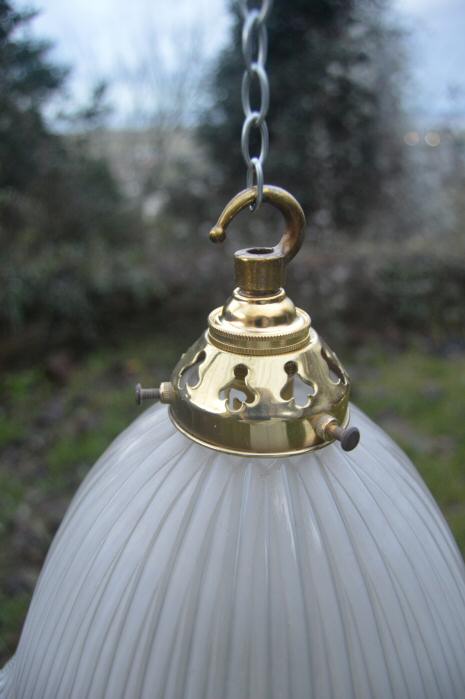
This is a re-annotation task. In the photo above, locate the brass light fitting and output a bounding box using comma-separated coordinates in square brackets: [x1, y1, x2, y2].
[137, 185, 360, 456]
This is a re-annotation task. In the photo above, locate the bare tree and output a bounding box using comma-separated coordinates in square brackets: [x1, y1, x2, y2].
[109, 3, 217, 205]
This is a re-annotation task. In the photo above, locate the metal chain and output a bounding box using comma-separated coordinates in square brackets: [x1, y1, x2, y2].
[240, 0, 273, 210]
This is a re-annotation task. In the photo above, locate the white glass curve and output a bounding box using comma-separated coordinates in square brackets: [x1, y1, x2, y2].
[1, 404, 465, 699]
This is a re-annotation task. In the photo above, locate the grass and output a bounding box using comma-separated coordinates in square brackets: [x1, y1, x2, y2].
[351, 347, 465, 552]
[0, 338, 464, 664]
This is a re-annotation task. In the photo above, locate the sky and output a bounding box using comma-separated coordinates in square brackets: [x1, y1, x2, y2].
[17, 0, 465, 127]
[393, 0, 465, 124]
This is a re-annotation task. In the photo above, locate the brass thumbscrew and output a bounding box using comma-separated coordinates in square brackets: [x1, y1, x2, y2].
[325, 422, 360, 452]
[135, 382, 175, 406]
[313, 414, 360, 452]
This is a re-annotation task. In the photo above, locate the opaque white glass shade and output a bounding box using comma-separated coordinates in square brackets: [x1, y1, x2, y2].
[1, 404, 465, 699]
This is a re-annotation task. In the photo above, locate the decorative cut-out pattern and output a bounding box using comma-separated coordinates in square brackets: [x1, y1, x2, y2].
[321, 346, 346, 385]
[179, 351, 206, 390]
[220, 364, 256, 411]
[280, 361, 315, 408]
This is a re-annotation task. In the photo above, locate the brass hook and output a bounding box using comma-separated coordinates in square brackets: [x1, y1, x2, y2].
[210, 185, 305, 262]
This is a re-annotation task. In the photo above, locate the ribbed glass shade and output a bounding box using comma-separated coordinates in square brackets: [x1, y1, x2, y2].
[2, 404, 465, 699]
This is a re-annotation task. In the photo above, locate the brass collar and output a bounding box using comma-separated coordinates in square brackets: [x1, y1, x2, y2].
[208, 288, 310, 355]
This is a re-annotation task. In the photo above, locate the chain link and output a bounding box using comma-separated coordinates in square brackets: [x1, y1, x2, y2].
[240, 0, 273, 210]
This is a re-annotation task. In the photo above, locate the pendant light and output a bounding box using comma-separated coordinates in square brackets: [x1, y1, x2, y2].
[2, 2, 465, 699]
[3, 185, 465, 699]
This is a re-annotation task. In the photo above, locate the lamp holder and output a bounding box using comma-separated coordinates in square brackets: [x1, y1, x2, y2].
[137, 185, 360, 456]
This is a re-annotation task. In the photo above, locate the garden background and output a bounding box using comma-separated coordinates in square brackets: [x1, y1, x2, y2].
[1, 0, 465, 663]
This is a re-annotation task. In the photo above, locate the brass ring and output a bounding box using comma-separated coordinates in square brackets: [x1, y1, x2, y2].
[209, 185, 305, 263]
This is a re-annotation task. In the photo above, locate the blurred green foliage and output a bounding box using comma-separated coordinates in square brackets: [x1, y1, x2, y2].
[0, 1, 149, 342]
[0, 0, 463, 357]
[290, 239, 465, 348]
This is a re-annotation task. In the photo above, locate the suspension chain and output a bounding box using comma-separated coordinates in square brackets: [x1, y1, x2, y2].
[240, 0, 273, 210]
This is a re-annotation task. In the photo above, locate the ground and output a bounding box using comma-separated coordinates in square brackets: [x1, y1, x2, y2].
[1, 336, 465, 664]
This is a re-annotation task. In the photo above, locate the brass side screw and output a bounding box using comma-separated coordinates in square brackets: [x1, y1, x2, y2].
[325, 422, 360, 452]
[135, 384, 160, 405]
[135, 382, 175, 406]
[313, 414, 360, 452]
